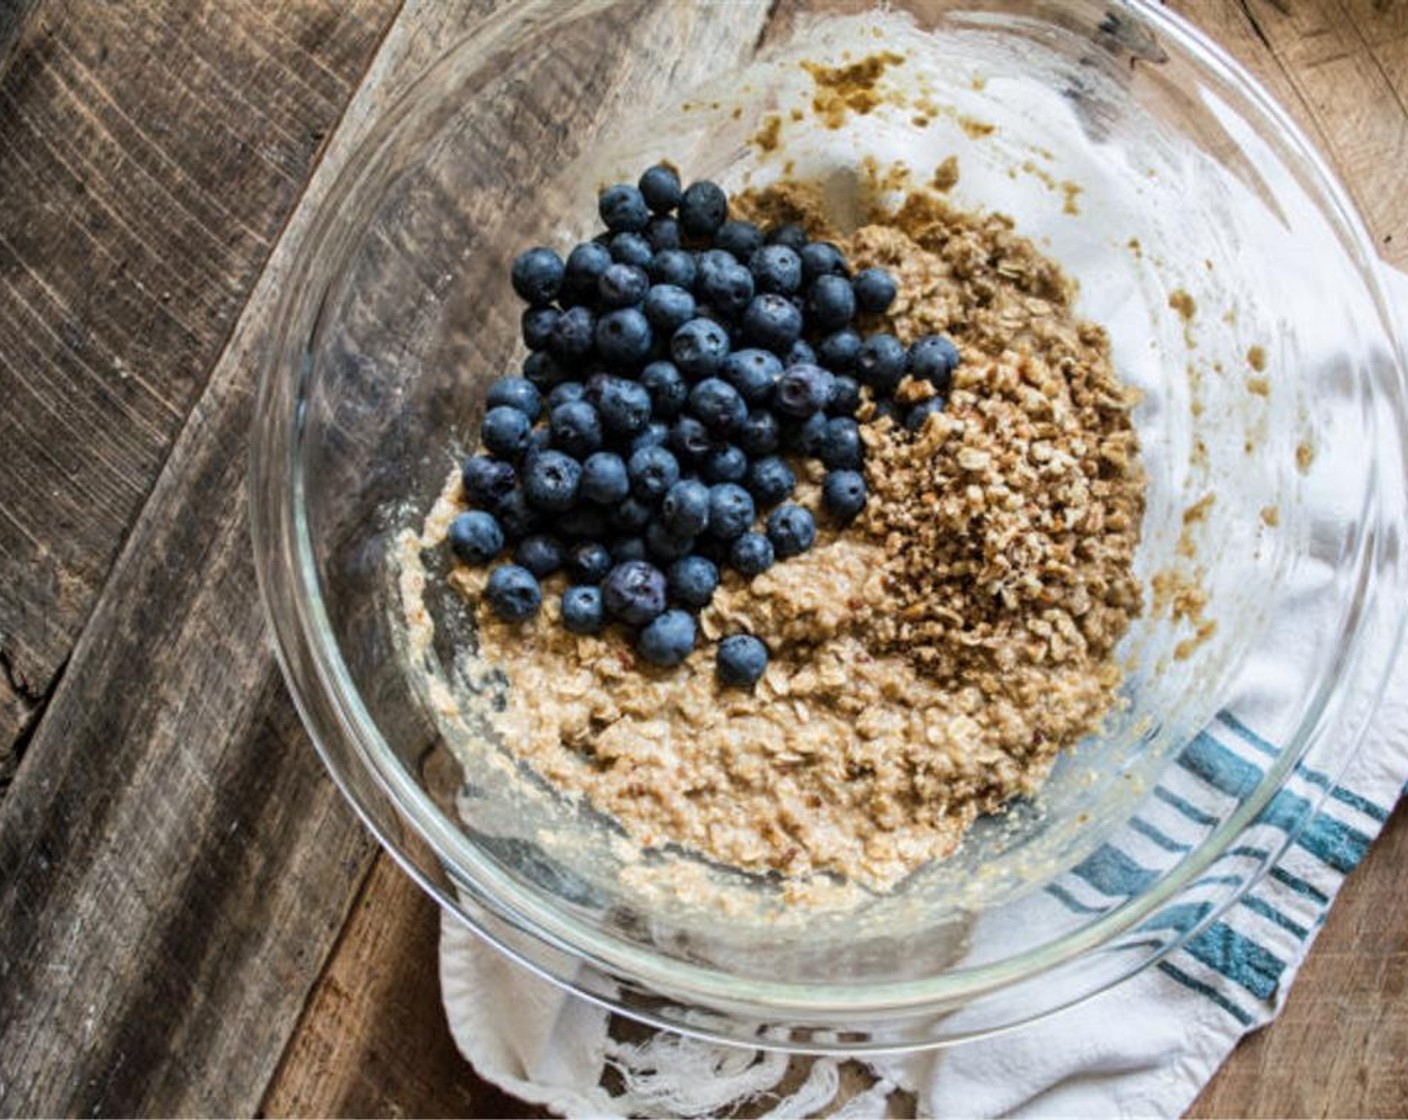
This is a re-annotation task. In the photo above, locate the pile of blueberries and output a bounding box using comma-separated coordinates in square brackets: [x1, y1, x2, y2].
[449, 164, 959, 687]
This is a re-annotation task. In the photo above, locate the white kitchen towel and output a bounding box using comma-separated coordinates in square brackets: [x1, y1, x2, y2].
[439, 267, 1408, 1118]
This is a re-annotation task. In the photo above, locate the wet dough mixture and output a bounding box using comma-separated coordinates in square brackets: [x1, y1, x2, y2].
[420, 182, 1144, 892]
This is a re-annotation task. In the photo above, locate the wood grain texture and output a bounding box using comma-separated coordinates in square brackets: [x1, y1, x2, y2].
[0, 0, 395, 784]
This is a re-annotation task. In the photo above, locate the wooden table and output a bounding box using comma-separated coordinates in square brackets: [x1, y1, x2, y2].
[1, 2, 1404, 1115]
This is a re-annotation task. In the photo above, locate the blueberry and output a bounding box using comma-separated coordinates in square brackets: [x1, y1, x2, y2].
[671, 318, 731, 379]
[819, 416, 863, 469]
[871, 397, 905, 427]
[765, 223, 808, 251]
[493, 488, 539, 540]
[906, 397, 946, 432]
[729, 532, 774, 577]
[799, 240, 849, 282]
[745, 455, 796, 507]
[822, 469, 868, 521]
[631, 420, 671, 454]
[688, 377, 746, 435]
[640, 360, 689, 419]
[696, 259, 754, 319]
[485, 563, 542, 621]
[550, 399, 603, 458]
[579, 450, 631, 504]
[628, 444, 681, 502]
[513, 533, 564, 577]
[448, 510, 504, 566]
[783, 410, 830, 457]
[637, 609, 697, 667]
[783, 338, 817, 368]
[648, 248, 697, 290]
[707, 483, 755, 540]
[645, 215, 681, 252]
[703, 443, 749, 484]
[481, 405, 532, 459]
[522, 307, 559, 352]
[766, 503, 816, 558]
[807, 273, 857, 331]
[667, 555, 719, 608]
[853, 267, 898, 314]
[547, 380, 586, 411]
[599, 184, 650, 232]
[717, 633, 768, 687]
[563, 241, 613, 304]
[596, 377, 652, 436]
[856, 333, 907, 395]
[660, 479, 711, 537]
[740, 294, 803, 353]
[645, 520, 694, 563]
[522, 350, 565, 390]
[668, 415, 715, 466]
[714, 220, 763, 261]
[721, 349, 781, 406]
[679, 180, 729, 238]
[608, 231, 654, 268]
[827, 374, 862, 416]
[595, 308, 653, 367]
[523, 450, 582, 512]
[817, 328, 862, 372]
[548, 305, 596, 364]
[748, 244, 803, 295]
[611, 536, 648, 563]
[598, 262, 649, 308]
[561, 585, 605, 634]
[486, 376, 543, 421]
[556, 504, 608, 539]
[774, 363, 835, 418]
[510, 247, 564, 306]
[643, 284, 696, 334]
[603, 559, 668, 625]
[638, 164, 683, 213]
[462, 454, 516, 508]
[567, 541, 613, 584]
[735, 409, 781, 456]
[907, 335, 961, 393]
[610, 495, 654, 534]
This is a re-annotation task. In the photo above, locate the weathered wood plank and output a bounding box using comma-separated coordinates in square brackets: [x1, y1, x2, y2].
[0, 0, 397, 785]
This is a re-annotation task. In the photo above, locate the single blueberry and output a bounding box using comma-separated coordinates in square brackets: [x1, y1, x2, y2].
[631, 420, 671, 454]
[855, 333, 907, 395]
[645, 521, 694, 563]
[481, 405, 532, 459]
[522, 450, 582, 512]
[799, 240, 849, 283]
[567, 541, 613, 585]
[687, 377, 746, 435]
[679, 180, 729, 238]
[548, 305, 596, 365]
[598, 262, 650, 308]
[522, 350, 565, 390]
[561, 585, 605, 634]
[748, 244, 803, 295]
[819, 416, 863, 469]
[639, 360, 689, 419]
[448, 510, 504, 566]
[714, 220, 763, 261]
[707, 483, 755, 541]
[852, 267, 898, 314]
[492, 488, 539, 540]
[735, 409, 781, 456]
[513, 533, 564, 577]
[745, 455, 796, 507]
[671, 318, 731, 379]
[783, 338, 817, 367]
[667, 554, 719, 608]
[645, 215, 681, 252]
[611, 536, 648, 563]
[638, 164, 683, 213]
[609, 495, 654, 533]
[764, 223, 808, 251]
[486, 376, 543, 422]
[637, 609, 697, 667]
[608, 231, 653, 269]
[668, 415, 715, 466]
[510, 247, 564, 306]
[648, 248, 697, 290]
[816, 328, 862, 372]
[906, 397, 946, 432]
[485, 563, 542, 621]
[740, 293, 803, 353]
[703, 444, 749, 485]
[599, 184, 650, 232]
[522, 306, 559, 352]
[783, 410, 830, 457]
[822, 469, 868, 521]
[660, 479, 711, 537]
[696, 259, 754, 319]
[562, 241, 612, 304]
[806, 273, 857, 331]
[596, 377, 653, 436]
[907, 334, 961, 394]
[722, 348, 782, 405]
[827, 374, 862, 417]
[728, 532, 774, 577]
[462, 454, 516, 508]
[546, 380, 586, 411]
[774, 363, 836, 418]
[643, 284, 697, 334]
[556, 503, 608, 539]
[579, 450, 631, 505]
[550, 399, 603, 458]
[766, 503, 817, 558]
[717, 634, 768, 687]
[627, 444, 681, 502]
[602, 559, 668, 626]
[595, 307, 653, 367]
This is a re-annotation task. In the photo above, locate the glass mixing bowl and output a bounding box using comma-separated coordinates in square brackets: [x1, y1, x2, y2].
[251, 0, 1407, 1050]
